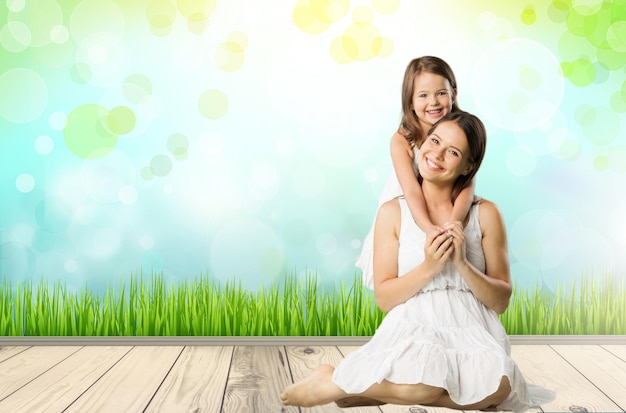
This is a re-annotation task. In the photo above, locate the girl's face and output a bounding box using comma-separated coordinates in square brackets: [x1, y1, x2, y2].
[418, 120, 472, 184]
[410, 72, 456, 133]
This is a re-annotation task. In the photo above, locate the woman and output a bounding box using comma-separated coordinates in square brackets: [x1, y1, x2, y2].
[280, 111, 555, 411]
[357, 56, 475, 291]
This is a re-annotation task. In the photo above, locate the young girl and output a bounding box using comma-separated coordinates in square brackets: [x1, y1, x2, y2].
[357, 56, 475, 289]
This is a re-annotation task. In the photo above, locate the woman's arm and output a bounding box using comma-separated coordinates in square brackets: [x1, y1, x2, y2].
[373, 198, 453, 312]
[390, 132, 437, 233]
[444, 200, 512, 314]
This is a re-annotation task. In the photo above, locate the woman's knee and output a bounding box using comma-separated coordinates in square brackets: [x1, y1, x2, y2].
[488, 376, 512, 406]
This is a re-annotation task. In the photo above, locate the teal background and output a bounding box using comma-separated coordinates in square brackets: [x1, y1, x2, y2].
[1, 0, 625, 296]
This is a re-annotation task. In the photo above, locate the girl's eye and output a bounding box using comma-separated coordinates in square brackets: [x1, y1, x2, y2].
[449, 150, 459, 157]
[431, 137, 439, 144]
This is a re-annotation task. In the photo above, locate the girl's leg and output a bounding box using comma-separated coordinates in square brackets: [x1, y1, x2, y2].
[280, 364, 446, 408]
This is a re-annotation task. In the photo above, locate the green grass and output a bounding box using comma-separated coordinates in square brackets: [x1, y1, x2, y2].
[1, 272, 625, 336]
[0, 272, 384, 336]
[501, 273, 626, 335]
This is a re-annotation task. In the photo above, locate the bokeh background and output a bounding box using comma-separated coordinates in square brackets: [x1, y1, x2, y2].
[1, 0, 625, 297]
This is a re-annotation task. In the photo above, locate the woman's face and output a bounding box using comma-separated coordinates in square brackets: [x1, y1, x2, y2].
[418, 120, 472, 184]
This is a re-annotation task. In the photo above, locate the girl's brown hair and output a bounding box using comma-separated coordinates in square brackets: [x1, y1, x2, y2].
[400, 56, 460, 148]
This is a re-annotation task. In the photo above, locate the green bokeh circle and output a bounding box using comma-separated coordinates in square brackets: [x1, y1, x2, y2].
[198, 89, 229, 120]
[593, 155, 610, 171]
[63, 104, 118, 159]
[108, 106, 136, 135]
[562, 58, 596, 86]
[521, 7, 537, 25]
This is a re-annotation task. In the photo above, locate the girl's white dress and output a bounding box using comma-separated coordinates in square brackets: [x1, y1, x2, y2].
[334, 198, 556, 411]
[357, 157, 417, 290]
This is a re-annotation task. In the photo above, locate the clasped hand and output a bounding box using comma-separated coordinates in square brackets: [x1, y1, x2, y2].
[424, 221, 466, 273]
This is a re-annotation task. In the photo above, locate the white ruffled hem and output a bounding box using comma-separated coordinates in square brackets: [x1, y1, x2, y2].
[331, 290, 555, 411]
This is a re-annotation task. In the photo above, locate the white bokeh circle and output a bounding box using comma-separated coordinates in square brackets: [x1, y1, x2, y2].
[292, 165, 325, 199]
[0, 68, 48, 123]
[118, 185, 138, 204]
[16, 173, 35, 193]
[472, 38, 564, 131]
[509, 209, 615, 291]
[316, 233, 338, 255]
[77, 227, 122, 259]
[35, 135, 54, 155]
[249, 161, 279, 202]
[510, 210, 574, 271]
[514, 110, 569, 156]
[75, 32, 130, 86]
[505, 146, 537, 176]
[209, 218, 285, 287]
[80, 150, 136, 203]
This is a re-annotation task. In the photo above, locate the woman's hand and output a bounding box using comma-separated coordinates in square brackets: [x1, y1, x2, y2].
[442, 221, 467, 269]
[423, 228, 454, 274]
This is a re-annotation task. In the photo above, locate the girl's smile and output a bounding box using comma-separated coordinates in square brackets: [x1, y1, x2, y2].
[411, 72, 455, 129]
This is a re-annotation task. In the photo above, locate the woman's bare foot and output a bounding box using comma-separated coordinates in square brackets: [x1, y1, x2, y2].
[335, 396, 386, 408]
[280, 365, 345, 407]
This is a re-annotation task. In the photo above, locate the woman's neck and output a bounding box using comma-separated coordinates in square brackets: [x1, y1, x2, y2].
[421, 181, 454, 225]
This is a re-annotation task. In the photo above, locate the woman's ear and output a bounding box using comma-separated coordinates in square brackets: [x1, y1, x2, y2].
[462, 163, 474, 176]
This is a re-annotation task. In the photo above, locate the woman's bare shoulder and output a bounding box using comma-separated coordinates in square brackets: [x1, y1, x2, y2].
[379, 197, 401, 216]
[377, 197, 402, 229]
[477, 198, 506, 232]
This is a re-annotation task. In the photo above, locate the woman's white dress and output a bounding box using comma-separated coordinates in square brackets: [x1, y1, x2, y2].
[334, 198, 555, 411]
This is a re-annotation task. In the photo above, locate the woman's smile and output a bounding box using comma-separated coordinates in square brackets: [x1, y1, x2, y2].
[424, 156, 444, 171]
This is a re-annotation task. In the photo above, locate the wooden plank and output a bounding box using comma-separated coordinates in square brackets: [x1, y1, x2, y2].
[64, 346, 183, 413]
[0, 346, 82, 401]
[551, 345, 626, 410]
[337, 346, 458, 413]
[511, 344, 622, 412]
[221, 346, 298, 413]
[0, 346, 132, 413]
[144, 346, 234, 413]
[285, 345, 382, 412]
[0, 346, 30, 363]
[602, 344, 626, 362]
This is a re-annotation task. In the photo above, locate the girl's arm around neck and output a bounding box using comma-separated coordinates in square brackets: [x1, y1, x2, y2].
[390, 132, 437, 233]
[450, 177, 476, 224]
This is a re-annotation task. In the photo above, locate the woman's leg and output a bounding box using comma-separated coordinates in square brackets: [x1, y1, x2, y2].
[427, 376, 512, 411]
[335, 396, 386, 408]
[280, 364, 445, 408]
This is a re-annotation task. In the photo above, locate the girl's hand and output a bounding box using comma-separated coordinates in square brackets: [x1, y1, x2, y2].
[424, 228, 454, 274]
[442, 221, 466, 268]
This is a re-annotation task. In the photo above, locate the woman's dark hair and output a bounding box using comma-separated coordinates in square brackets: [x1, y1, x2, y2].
[400, 56, 460, 148]
[419, 111, 487, 204]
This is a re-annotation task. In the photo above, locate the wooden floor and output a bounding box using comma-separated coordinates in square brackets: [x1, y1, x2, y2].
[0, 344, 625, 413]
